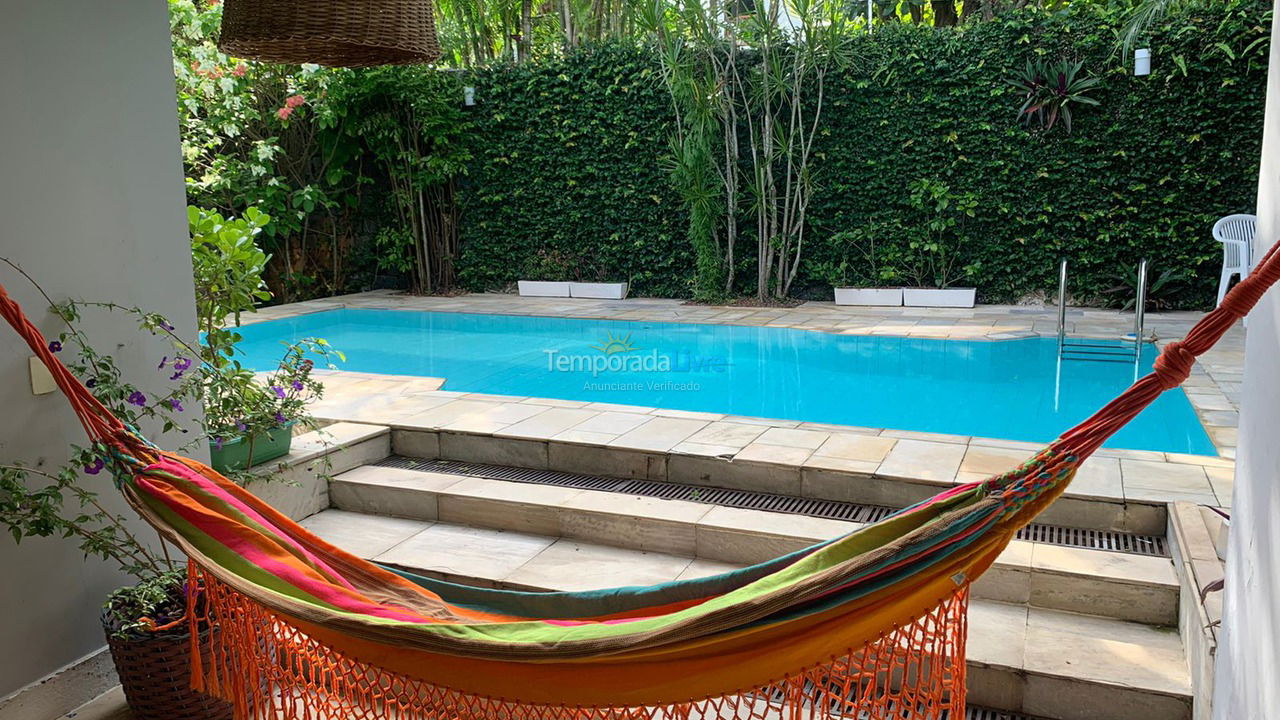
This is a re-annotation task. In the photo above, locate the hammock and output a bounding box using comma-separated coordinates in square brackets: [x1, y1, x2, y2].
[1, 240, 1272, 720]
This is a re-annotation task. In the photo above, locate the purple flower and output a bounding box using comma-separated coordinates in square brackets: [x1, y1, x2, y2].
[86, 378, 97, 388]
[236, 420, 248, 432]
[173, 357, 192, 372]
[274, 412, 288, 425]
[271, 385, 286, 399]
[213, 437, 224, 450]
[157, 356, 168, 369]
[127, 391, 147, 407]
[170, 371, 183, 381]
[169, 398, 184, 412]
[84, 457, 105, 475]
[160, 320, 175, 332]
[48, 341, 62, 353]
[291, 380, 304, 391]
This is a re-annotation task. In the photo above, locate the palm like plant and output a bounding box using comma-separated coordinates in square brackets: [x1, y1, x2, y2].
[1007, 59, 1101, 134]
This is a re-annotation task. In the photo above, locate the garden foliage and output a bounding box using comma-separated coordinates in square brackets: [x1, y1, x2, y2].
[170, 0, 1269, 307]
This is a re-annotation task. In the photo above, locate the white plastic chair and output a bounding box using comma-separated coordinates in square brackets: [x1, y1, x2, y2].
[1212, 213, 1257, 307]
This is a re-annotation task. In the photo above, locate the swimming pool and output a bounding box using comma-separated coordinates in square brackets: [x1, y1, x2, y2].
[237, 308, 1216, 455]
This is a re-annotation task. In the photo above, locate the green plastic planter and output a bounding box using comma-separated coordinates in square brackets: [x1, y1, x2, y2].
[209, 423, 294, 473]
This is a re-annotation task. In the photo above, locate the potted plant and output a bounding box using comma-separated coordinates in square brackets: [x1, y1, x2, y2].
[825, 223, 904, 306]
[188, 207, 341, 471]
[0, 249, 336, 718]
[517, 248, 628, 299]
[901, 178, 980, 308]
[0, 296, 228, 720]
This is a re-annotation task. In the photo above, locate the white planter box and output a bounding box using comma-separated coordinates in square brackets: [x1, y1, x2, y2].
[902, 287, 977, 308]
[569, 282, 629, 299]
[517, 280, 571, 297]
[834, 287, 903, 307]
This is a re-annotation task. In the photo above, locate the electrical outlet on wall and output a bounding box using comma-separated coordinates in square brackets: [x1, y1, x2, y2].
[29, 356, 55, 395]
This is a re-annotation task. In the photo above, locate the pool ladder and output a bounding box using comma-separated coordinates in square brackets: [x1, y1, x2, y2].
[1056, 258, 1148, 364]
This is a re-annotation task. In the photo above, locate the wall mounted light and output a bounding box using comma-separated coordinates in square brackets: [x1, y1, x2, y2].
[464, 86, 476, 106]
[1134, 48, 1151, 76]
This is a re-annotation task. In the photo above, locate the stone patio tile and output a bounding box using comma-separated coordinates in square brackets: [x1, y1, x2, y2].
[734, 442, 815, 466]
[754, 426, 830, 450]
[609, 417, 709, 452]
[803, 455, 880, 475]
[1023, 607, 1187, 695]
[435, 476, 581, 535]
[329, 466, 464, 520]
[876, 439, 965, 482]
[1205, 466, 1234, 507]
[813, 434, 896, 463]
[519, 396, 592, 408]
[583, 401, 656, 413]
[651, 408, 726, 421]
[504, 539, 692, 592]
[459, 392, 529, 402]
[959, 446, 1028, 476]
[496, 408, 599, 439]
[880, 428, 971, 445]
[1121, 459, 1212, 494]
[439, 401, 550, 433]
[670, 441, 743, 457]
[1163, 452, 1234, 468]
[375, 524, 555, 582]
[300, 509, 432, 559]
[569, 411, 653, 435]
[553, 429, 621, 446]
[398, 399, 505, 429]
[966, 600, 1028, 670]
[722, 415, 802, 428]
[1066, 456, 1123, 499]
[684, 421, 767, 448]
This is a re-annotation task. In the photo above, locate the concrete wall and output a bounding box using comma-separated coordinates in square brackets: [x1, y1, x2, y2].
[0, 0, 198, 709]
[1213, 1, 1280, 716]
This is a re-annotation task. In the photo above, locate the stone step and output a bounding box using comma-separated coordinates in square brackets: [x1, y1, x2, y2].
[330, 465, 1179, 626]
[387, 425, 1178, 535]
[298, 508, 1193, 720]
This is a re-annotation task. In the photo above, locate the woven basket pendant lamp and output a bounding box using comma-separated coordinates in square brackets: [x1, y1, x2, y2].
[218, 0, 442, 68]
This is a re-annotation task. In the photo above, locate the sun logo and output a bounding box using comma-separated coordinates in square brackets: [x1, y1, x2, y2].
[591, 332, 639, 355]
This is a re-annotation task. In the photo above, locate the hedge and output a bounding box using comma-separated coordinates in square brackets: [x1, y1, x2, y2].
[456, 1, 1271, 307]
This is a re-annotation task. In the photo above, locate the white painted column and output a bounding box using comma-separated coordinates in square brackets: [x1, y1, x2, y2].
[1212, 0, 1280, 715]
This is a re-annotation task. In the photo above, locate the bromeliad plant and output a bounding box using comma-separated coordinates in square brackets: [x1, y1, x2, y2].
[1006, 58, 1101, 134]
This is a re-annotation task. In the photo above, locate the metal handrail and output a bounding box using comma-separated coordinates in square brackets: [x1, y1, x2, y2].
[1134, 258, 1148, 344]
[1057, 257, 1146, 364]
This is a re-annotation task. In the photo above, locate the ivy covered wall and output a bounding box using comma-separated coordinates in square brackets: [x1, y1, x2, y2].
[458, 44, 692, 297]
[457, 1, 1271, 306]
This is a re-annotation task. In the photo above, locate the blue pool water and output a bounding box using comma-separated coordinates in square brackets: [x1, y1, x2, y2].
[237, 308, 1216, 455]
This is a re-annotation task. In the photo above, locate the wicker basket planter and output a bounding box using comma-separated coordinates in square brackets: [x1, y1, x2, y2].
[103, 612, 231, 720]
[219, 0, 442, 67]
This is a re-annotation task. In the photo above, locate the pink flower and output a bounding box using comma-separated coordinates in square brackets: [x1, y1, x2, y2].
[231, 63, 247, 77]
[277, 106, 294, 121]
[285, 94, 306, 108]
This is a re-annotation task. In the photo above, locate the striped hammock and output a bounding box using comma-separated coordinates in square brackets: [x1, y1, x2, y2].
[1, 240, 1272, 720]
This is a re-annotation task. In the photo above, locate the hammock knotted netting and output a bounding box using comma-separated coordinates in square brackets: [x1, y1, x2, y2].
[1, 237, 1274, 720]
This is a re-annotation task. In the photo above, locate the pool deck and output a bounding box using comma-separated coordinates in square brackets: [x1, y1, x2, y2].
[250, 290, 1244, 510]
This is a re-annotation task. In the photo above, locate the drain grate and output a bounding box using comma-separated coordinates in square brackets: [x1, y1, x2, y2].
[375, 457, 1168, 558]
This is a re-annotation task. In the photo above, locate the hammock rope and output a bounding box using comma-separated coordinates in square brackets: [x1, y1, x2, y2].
[0, 236, 1273, 719]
